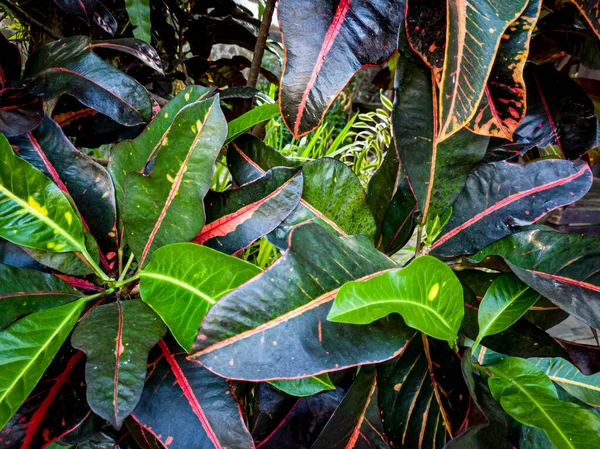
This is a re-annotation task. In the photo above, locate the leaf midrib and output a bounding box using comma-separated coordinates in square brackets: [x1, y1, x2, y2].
[478, 286, 533, 340]
[140, 272, 216, 305]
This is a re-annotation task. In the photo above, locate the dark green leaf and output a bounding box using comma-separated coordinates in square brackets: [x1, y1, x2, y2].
[125, 0, 152, 43]
[572, 0, 600, 40]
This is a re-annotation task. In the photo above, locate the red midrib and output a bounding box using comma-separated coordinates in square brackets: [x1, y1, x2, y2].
[526, 269, 600, 293]
[293, 0, 352, 136]
[0, 291, 79, 299]
[533, 72, 564, 157]
[430, 164, 590, 249]
[113, 301, 124, 427]
[158, 340, 222, 449]
[345, 379, 377, 449]
[193, 174, 299, 244]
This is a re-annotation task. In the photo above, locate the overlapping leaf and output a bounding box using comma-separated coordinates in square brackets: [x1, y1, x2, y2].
[125, 0, 152, 43]
[572, 0, 600, 40]
[225, 103, 280, 143]
[270, 374, 336, 397]
[278, 0, 404, 137]
[71, 300, 166, 429]
[190, 222, 414, 381]
[124, 95, 227, 266]
[87, 39, 163, 75]
[0, 89, 43, 138]
[429, 160, 592, 256]
[139, 243, 261, 352]
[52, 0, 97, 24]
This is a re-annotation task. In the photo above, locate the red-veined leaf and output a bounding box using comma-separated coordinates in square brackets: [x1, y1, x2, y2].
[189, 222, 415, 382]
[87, 38, 163, 75]
[572, 0, 600, 40]
[0, 88, 43, 137]
[92, 2, 117, 35]
[52, 0, 97, 24]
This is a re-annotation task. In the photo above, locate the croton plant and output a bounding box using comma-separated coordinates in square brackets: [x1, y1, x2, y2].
[3, 0, 600, 448]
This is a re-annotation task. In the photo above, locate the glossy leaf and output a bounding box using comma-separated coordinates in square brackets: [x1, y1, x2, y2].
[0, 300, 86, 430]
[88, 39, 163, 74]
[0, 88, 43, 138]
[438, 0, 528, 141]
[429, 160, 593, 257]
[125, 0, 152, 43]
[194, 167, 303, 254]
[513, 63, 598, 160]
[92, 2, 117, 35]
[572, 0, 600, 40]
[393, 29, 489, 225]
[467, 0, 542, 139]
[487, 357, 600, 449]
[328, 255, 464, 343]
[270, 374, 336, 397]
[124, 96, 227, 266]
[475, 273, 540, 346]
[132, 340, 254, 449]
[139, 243, 261, 352]
[10, 115, 117, 250]
[190, 222, 415, 381]
[25, 36, 152, 126]
[52, 0, 97, 24]
[380, 178, 418, 255]
[0, 264, 81, 330]
[71, 301, 166, 429]
[278, 0, 404, 137]
[225, 103, 280, 143]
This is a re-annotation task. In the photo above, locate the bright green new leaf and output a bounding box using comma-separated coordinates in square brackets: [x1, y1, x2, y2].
[0, 299, 86, 429]
[139, 243, 261, 351]
[328, 255, 464, 343]
[487, 357, 600, 449]
[475, 273, 540, 347]
[269, 374, 336, 397]
[125, 0, 152, 43]
[225, 103, 280, 144]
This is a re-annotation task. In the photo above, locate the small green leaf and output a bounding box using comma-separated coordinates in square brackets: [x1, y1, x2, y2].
[269, 374, 336, 397]
[475, 273, 540, 347]
[225, 103, 280, 144]
[125, 0, 152, 43]
[487, 357, 600, 449]
[0, 300, 86, 429]
[328, 255, 464, 343]
[139, 243, 261, 351]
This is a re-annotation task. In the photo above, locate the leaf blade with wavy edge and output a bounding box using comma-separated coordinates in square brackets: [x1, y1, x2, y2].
[438, 0, 528, 141]
[225, 103, 280, 144]
[131, 340, 255, 449]
[194, 167, 303, 255]
[0, 264, 82, 330]
[328, 256, 463, 343]
[139, 243, 261, 352]
[475, 272, 540, 347]
[124, 95, 227, 266]
[71, 301, 166, 429]
[278, 0, 404, 138]
[269, 374, 336, 397]
[189, 222, 415, 381]
[0, 299, 86, 430]
[429, 160, 593, 257]
[25, 36, 152, 126]
[125, 0, 151, 43]
[529, 357, 600, 408]
[472, 229, 600, 330]
[487, 357, 600, 449]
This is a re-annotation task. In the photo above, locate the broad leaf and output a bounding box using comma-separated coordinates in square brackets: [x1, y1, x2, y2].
[88, 38, 163, 74]
[472, 229, 600, 329]
[0, 300, 86, 430]
[52, 0, 97, 24]
[0, 88, 43, 138]
[378, 335, 470, 448]
[487, 357, 600, 449]
[194, 167, 303, 254]
[10, 115, 117, 250]
[189, 222, 414, 381]
[139, 243, 261, 352]
[394, 27, 489, 225]
[429, 160, 592, 257]
[572, 0, 600, 40]
[513, 63, 598, 160]
[125, 0, 152, 43]
[328, 255, 464, 343]
[132, 340, 254, 449]
[124, 95, 227, 266]
[92, 2, 117, 35]
[270, 374, 335, 397]
[380, 178, 418, 255]
[71, 301, 166, 429]
[475, 273, 540, 346]
[25, 36, 152, 126]
[225, 103, 280, 143]
[467, 0, 542, 139]
[0, 264, 82, 330]
[438, 0, 528, 141]
[278, 0, 404, 137]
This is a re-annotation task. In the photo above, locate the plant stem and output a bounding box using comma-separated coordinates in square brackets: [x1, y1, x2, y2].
[0, 0, 63, 40]
[415, 224, 424, 256]
[83, 288, 116, 304]
[118, 253, 135, 283]
[81, 247, 112, 282]
[246, 0, 277, 95]
[113, 273, 140, 290]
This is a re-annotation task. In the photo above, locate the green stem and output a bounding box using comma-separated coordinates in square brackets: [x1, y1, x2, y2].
[118, 253, 135, 283]
[113, 273, 140, 290]
[83, 288, 116, 304]
[415, 224, 424, 256]
[80, 247, 112, 282]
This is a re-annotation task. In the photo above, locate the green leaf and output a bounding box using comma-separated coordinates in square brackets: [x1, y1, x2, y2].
[225, 103, 280, 144]
[71, 300, 166, 429]
[125, 0, 152, 43]
[0, 300, 86, 429]
[269, 374, 336, 397]
[139, 243, 261, 351]
[328, 255, 464, 343]
[487, 357, 600, 449]
[530, 357, 600, 408]
[0, 264, 82, 330]
[124, 96, 227, 266]
[475, 273, 540, 347]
